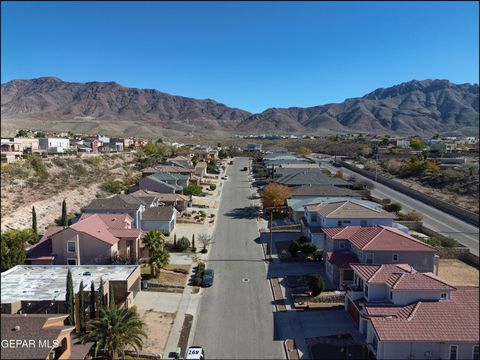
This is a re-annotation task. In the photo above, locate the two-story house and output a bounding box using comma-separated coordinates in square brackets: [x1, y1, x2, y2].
[322, 225, 438, 288]
[344, 263, 478, 360]
[83, 194, 149, 228]
[26, 214, 143, 265]
[301, 200, 396, 250]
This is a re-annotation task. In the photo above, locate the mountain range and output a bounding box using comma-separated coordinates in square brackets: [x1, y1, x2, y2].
[1, 77, 478, 136]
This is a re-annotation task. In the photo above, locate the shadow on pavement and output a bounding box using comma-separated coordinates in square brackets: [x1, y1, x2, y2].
[224, 206, 261, 219]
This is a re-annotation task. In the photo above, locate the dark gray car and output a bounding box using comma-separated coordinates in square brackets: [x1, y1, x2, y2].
[202, 269, 214, 287]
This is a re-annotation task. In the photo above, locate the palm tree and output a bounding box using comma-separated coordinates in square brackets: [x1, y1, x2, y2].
[143, 230, 169, 277]
[80, 303, 146, 359]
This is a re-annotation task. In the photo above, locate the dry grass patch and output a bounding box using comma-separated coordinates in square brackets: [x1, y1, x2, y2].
[437, 259, 479, 287]
[138, 310, 175, 357]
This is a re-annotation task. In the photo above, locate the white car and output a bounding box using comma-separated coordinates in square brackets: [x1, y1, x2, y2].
[222, 175, 229, 180]
[185, 346, 205, 359]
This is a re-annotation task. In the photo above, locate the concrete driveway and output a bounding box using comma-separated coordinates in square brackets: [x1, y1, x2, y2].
[274, 310, 362, 359]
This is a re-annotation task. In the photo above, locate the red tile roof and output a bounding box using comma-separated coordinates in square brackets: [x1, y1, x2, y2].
[79, 213, 133, 229]
[326, 251, 359, 269]
[350, 264, 455, 291]
[109, 228, 142, 239]
[367, 287, 479, 342]
[323, 226, 436, 252]
[69, 215, 121, 245]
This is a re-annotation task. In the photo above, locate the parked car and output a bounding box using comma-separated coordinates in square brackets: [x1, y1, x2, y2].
[222, 175, 229, 180]
[185, 346, 205, 359]
[202, 269, 214, 287]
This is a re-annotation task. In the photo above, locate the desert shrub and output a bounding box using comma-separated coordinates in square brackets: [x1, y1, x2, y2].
[176, 237, 190, 251]
[289, 240, 300, 257]
[381, 198, 391, 205]
[209, 214, 215, 218]
[184, 184, 203, 196]
[200, 248, 208, 254]
[101, 180, 125, 194]
[197, 262, 205, 272]
[209, 219, 214, 223]
[83, 156, 102, 168]
[384, 202, 402, 214]
[52, 157, 68, 167]
[309, 274, 325, 297]
[402, 210, 423, 222]
[1, 163, 30, 181]
[160, 230, 170, 237]
[28, 154, 49, 179]
[71, 162, 88, 175]
[209, 184, 217, 191]
[299, 242, 317, 256]
[193, 277, 203, 286]
[199, 211, 207, 218]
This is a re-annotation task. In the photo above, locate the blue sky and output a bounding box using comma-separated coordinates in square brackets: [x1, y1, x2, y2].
[1, 1, 478, 113]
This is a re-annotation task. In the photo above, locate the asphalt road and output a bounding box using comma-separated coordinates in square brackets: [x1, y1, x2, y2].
[192, 157, 285, 359]
[318, 158, 480, 256]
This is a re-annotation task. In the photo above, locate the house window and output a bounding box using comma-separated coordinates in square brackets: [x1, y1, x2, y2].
[311, 213, 318, 223]
[441, 293, 448, 300]
[339, 241, 345, 249]
[343, 220, 351, 224]
[392, 254, 399, 262]
[364, 284, 369, 298]
[449, 345, 458, 360]
[473, 345, 479, 360]
[67, 259, 77, 265]
[67, 241, 76, 252]
[337, 220, 342, 226]
[389, 291, 393, 300]
[360, 220, 368, 227]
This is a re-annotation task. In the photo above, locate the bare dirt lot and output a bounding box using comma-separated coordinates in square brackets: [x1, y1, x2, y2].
[437, 259, 479, 287]
[136, 309, 176, 357]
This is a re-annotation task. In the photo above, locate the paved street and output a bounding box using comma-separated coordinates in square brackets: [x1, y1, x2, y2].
[192, 157, 285, 359]
[318, 159, 480, 256]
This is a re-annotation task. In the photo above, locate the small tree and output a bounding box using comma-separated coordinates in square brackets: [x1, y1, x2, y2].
[260, 183, 290, 208]
[192, 234, 196, 252]
[90, 281, 96, 320]
[309, 274, 325, 297]
[32, 206, 37, 236]
[299, 242, 317, 257]
[61, 199, 68, 227]
[198, 233, 212, 252]
[183, 184, 203, 196]
[289, 240, 300, 257]
[98, 277, 105, 309]
[66, 270, 75, 326]
[143, 230, 169, 277]
[79, 281, 86, 332]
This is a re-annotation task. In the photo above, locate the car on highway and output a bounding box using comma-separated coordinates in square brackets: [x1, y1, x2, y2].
[222, 175, 229, 180]
[242, 166, 248, 171]
[202, 269, 214, 287]
[185, 346, 205, 359]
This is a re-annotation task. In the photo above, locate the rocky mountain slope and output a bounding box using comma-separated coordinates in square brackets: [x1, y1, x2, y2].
[2, 77, 478, 136]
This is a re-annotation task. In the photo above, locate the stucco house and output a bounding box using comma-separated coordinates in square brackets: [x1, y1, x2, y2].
[301, 200, 396, 249]
[322, 225, 438, 288]
[26, 214, 143, 265]
[344, 263, 478, 360]
[141, 206, 177, 233]
[131, 189, 191, 212]
[83, 194, 148, 228]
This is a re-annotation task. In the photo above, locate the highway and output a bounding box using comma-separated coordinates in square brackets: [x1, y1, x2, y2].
[192, 158, 284, 359]
[316, 157, 479, 256]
